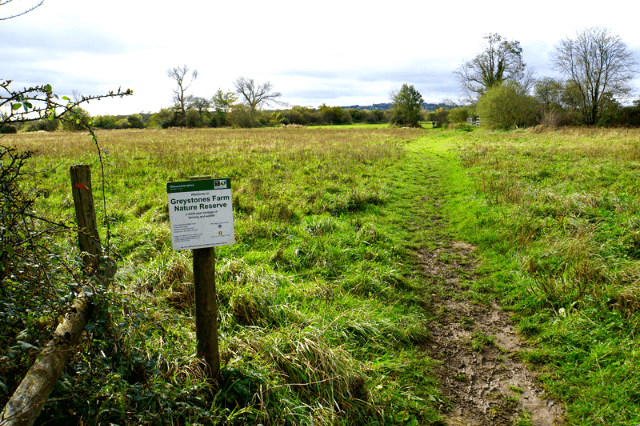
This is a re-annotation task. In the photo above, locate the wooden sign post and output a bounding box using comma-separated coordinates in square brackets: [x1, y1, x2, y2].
[166, 177, 235, 379]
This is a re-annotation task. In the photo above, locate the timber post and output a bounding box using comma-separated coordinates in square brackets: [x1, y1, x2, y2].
[70, 165, 102, 265]
[189, 176, 220, 378]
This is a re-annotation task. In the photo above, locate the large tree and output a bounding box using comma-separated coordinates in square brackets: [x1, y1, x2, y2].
[233, 77, 282, 125]
[166, 64, 198, 119]
[551, 27, 638, 125]
[390, 84, 424, 127]
[454, 33, 533, 99]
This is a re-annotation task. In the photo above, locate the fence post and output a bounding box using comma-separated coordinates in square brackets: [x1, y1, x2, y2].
[189, 176, 220, 379]
[70, 165, 102, 265]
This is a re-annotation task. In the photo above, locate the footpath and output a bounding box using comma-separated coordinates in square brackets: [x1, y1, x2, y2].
[405, 138, 565, 425]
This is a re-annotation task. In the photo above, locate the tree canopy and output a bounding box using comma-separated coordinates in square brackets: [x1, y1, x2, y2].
[551, 26, 638, 125]
[454, 33, 533, 99]
[166, 64, 198, 119]
[390, 84, 424, 127]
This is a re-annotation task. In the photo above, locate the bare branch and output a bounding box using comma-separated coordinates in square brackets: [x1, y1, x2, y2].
[166, 64, 198, 118]
[551, 26, 638, 124]
[0, 0, 44, 21]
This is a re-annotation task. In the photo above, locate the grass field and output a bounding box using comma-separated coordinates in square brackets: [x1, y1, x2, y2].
[3, 126, 640, 425]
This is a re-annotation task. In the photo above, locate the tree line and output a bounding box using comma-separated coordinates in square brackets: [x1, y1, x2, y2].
[451, 28, 639, 129]
[4, 26, 639, 134]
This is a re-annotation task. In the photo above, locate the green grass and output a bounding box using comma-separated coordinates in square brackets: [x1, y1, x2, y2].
[446, 127, 640, 425]
[5, 126, 640, 425]
[3, 127, 444, 425]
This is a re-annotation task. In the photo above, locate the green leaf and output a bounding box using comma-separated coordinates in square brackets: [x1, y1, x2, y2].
[44, 84, 52, 92]
[62, 96, 70, 101]
[12, 103, 21, 110]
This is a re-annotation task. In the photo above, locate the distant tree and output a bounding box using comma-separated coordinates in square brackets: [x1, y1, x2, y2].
[151, 108, 178, 128]
[551, 27, 638, 125]
[534, 77, 562, 106]
[455, 33, 534, 100]
[448, 107, 470, 123]
[189, 96, 210, 114]
[61, 107, 91, 131]
[166, 64, 198, 120]
[228, 104, 254, 128]
[390, 84, 424, 127]
[0, 0, 45, 20]
[477, 83, 539, 130]
[426, 107, 449, 127]
[127, 113, 144, 129]
[24, 117, 59, 132]
[93, 115, 117, 129]
[319, 105, 351, 125]
[211, 89, 237, 127]
[533, 77, 571, 127]
[186, 96, 211, 127]
[233, 77, 283, 126]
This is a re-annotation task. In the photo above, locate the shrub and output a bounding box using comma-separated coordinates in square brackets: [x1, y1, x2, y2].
[477, 83, 539, 130]
[25, 118, 60, 132]
[185, 109, 202, 128]
[127, 113, 145, 129]
[426, 107, 449, 127]
[151, 108, 178, 129]
[61, 107, 92, 131]
[319, 105, 352, 125]
[93, 115, 118, 129]
[0, 124, 18, 134]
[448, 107, 470, 123]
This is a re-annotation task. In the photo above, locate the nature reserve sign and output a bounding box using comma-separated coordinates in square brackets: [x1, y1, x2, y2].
[166, 178, 235, 250]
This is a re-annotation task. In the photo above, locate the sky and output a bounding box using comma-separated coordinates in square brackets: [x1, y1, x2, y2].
[2, 0, 640, 116]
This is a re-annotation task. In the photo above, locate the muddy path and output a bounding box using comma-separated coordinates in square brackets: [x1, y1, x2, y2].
[419, 239, 565, 425]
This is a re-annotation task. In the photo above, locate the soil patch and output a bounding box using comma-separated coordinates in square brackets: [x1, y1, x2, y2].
[420, 242, 565, 425]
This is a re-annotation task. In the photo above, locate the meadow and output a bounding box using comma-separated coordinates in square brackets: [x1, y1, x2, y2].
[2, 126, 640, 425]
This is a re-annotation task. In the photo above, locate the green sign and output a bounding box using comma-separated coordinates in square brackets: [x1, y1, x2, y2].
[166, 178, 235, 250]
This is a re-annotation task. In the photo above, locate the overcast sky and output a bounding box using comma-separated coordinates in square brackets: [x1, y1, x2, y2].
[2, 0, 640, 115]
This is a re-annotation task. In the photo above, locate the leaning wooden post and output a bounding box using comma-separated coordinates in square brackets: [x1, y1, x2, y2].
[70, 165, 102, 265]
[190, 176, 219, 378]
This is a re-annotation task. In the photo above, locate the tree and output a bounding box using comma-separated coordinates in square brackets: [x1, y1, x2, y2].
[166, 64, 198, 120]
[551, 27, 638, 125]
[233, 77, 282, 126]
[127, 113, 144, 129]
[476, 83, 539, 130]
[211, 89, 237, 126]
[454, 33, 534, 99]
[187, 96, 211, 127]
[0, 0, 45, 20]
[390, 84, 424, 127]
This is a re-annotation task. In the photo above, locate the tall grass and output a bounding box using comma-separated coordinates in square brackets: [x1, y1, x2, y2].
[450, 127, 640, 425]
[3, 126, 442, 425]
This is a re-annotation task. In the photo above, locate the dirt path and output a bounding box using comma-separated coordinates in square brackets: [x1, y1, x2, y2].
[420, 240, 565, 425]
